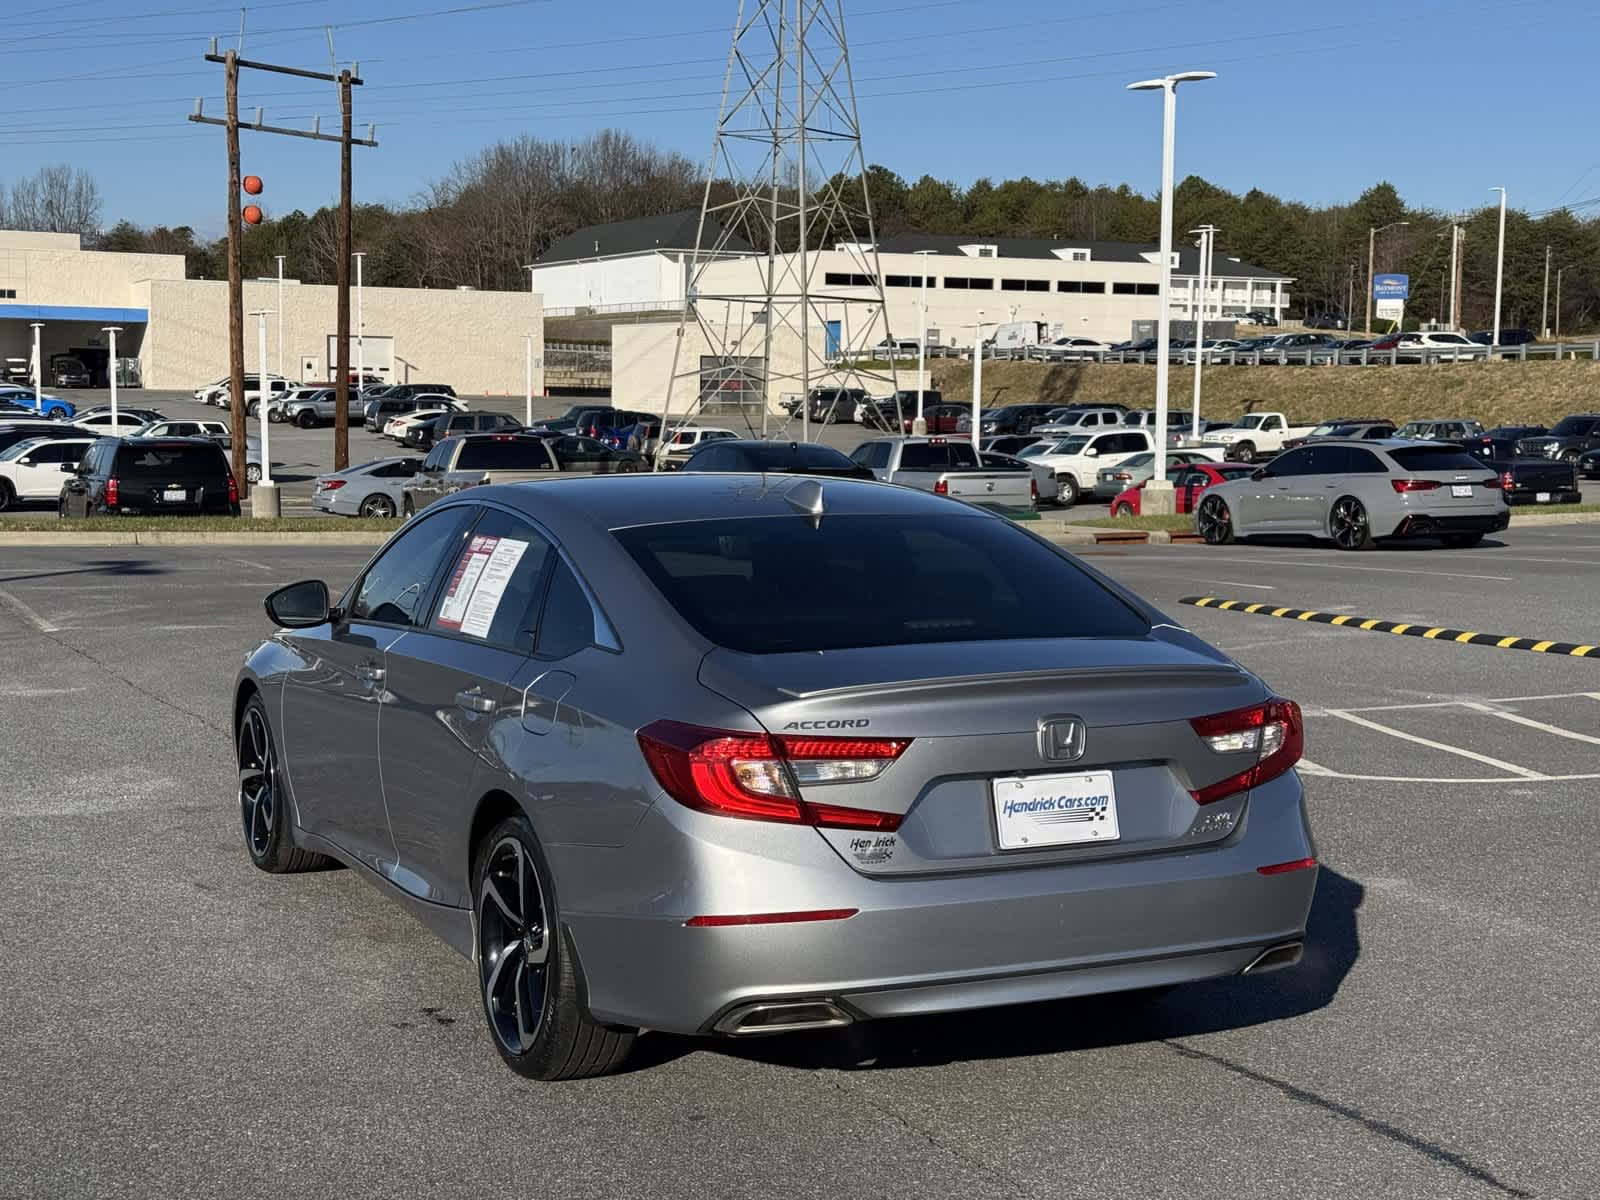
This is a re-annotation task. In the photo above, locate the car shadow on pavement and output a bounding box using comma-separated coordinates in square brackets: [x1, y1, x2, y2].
[0, 558, 169, 585]
[628, 867, 1362, 1075]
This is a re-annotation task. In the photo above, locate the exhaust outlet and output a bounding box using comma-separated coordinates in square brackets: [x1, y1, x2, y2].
[1241, 941, 1304, 975]
[714, 1000, 853, 1036]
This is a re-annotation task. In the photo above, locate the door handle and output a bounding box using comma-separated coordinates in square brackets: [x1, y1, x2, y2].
[355, 663, 385, 683]
[455, 688, 496, 714]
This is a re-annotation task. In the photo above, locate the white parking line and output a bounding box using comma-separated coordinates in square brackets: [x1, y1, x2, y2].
[1298, 757, 1600, 784]
[1456, 701, 1600, 746]
[0, 588, 58, 634]
[1329, 691, 1600, 713]
[1321, 709, 1547, 779]
[1206, 579, 1275, 590]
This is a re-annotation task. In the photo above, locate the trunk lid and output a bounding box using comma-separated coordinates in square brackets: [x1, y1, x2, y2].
[699, 636, 1269, 876]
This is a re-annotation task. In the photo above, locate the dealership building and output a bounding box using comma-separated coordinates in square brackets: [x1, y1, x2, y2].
[530, 211, 1296, 412]
[0, 229, 543, 394]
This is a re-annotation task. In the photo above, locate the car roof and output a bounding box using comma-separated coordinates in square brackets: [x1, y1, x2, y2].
[1311, 438, 1462, 450]
[466, 472, 966, 531]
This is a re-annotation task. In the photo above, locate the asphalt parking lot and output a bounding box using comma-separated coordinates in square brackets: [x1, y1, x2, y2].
[3, 526, 1597, 1198]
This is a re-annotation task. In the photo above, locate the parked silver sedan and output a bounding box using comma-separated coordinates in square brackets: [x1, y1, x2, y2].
[310, 456, 423, 519]
[1195, 439, 1509, 549]
[236, 475, 1316, 1079]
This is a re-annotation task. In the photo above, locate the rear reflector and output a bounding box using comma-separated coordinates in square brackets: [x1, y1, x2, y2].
[1257, 857, 1317, 876]
[1391, 478, 1441, 493]
[638, 720, 909, 830]
[105, 477, 119, 506]
[227, 473, 239, 504]
[685, 908, 858, 928]
[1189, 698, 1304, 805]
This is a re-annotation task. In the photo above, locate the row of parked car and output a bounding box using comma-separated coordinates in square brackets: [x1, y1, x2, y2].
[1013, 328, 1542, 365]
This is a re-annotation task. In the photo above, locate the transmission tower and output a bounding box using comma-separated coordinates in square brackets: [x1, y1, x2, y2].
[662, 0, 897, 447]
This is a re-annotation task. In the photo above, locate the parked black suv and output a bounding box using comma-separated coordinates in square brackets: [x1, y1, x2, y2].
[383, 383, 457, 401]
[979, 403, 1057, 436]
[860, 390, 943, 431]
[59, 437, 240, 518]
[1514, 414, 1600, 462]
[405, 410, 522, 450]
[805, 388, 870, 424]
[537, 405, 659, 439]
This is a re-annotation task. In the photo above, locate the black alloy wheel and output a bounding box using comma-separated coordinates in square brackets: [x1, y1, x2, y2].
[472, 815, 635, 1080]
[236, 696, 329, 873]
[1197, 494, 1234, 545]
[1329, 496, 1376, 551]
[0, 481, 14, 512]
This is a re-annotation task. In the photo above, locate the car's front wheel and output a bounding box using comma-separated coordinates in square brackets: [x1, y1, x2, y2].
[473, 816, 635, 1080]
[1561, 449, 1580, 464]
[1197, 494, 1234, 544]
[296, 411, 317, 428]
[1112, 501, 1135, 518]
[1226, 440, 1255, 462]
[237, 695, 330, 873]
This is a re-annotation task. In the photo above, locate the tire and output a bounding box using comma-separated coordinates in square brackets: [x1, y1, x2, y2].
[473, 815, 636, 1080]
[1227, 440, 1256, 463]
[402, 495, 415, 519]
[1197, 494, 1234, 545]
[1441, 532, 1484, 548]
[1055, 474, 1079, 506]
[49, 408, 67, 422]
[296, 411, 317, 428]
[615, 460, 639, 473]
[1112, 501, 1136, 518]
[0, 481, 13, 512]
[236, 695, 331, 873]
[245, 463, 262, 484]
[1561, 450, 1580, 464]
[247, 401, 259, 419]
[358, 494, 396, 519]
[1329, 496, 1376, 551]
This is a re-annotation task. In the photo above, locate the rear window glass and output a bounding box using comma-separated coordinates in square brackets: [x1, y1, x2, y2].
[1386, 447, 1488, 472]
[745, 443, 857, 469]
[116, 444, 227, 476]
[456, 439, 552, 470]
[613, 515, 1149, 654]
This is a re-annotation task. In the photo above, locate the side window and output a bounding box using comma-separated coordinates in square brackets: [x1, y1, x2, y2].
[1270, 449, 1312, 476]
[422, 444, 449, 471]
[1304, 446, 1347, 474]
[1181, 471, 1209, 488]
[351, 508, 474, 626]
[1344, 448, 1385, 473]
[430, 508, 553, 652]
[536, 559, 596, 659]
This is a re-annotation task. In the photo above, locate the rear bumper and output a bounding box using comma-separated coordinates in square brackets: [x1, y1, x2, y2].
[1390, 508, 1510, 536]
[1504, 486, 1581, 506]
[557, 772, 1316, 1035]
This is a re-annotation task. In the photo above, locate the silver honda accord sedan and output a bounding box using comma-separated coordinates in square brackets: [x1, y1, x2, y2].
[235, 474, 1317, 1079]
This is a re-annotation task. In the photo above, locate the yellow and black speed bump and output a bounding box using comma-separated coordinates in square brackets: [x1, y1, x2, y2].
[1181, 596, 1599, 660]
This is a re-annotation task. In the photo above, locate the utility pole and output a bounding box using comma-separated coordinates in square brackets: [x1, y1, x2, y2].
[1541, 244, 1552, 339]
[1346, 264, 1355, 335]
[1189, 223, 1217, 440]
[1448, 225, 1461, 330]
[1555, 267, 1563, 339]
[1490, 187, 1507, 348]
[190, 41, 377, 498]
[275, 254, 286, 381]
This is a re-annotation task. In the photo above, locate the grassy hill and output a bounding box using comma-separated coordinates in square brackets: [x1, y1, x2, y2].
[917, 359, 1600, 427]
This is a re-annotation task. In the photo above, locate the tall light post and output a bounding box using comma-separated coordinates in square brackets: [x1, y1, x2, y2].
[1541, 244, 1552, 339]
[249, 309, 279, 516]
[913, 248, 936, 434]
[1365, 220, 1410, 334]
[1489, 187, 1507, 349]
[1555, 267, 1564, 339]
[101, 327, 122, 428]
[29, 323, 43, 413]
[352, 251, 366, 389]
[274, 254, 286, 381]
[1127, 69, 1215, 502]
[968, 311, 993, 445]
[523, 333, 534, 427]
[1189, 224, 1217, 441]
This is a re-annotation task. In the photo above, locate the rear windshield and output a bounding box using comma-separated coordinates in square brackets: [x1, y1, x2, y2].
[744, 443, 857, 469]
[1386, 447, 1488, 472]
[613, 515, 1149, 654]
[899, 442, 978, 470]
[116, 444, 227, 477]
[456, 440, 552, 470]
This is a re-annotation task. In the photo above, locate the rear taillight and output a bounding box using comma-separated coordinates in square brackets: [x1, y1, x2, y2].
[227, 473, 239, 504]
[1494, 474, 1511, 490]
[1188, 699, 1304, 805]
[322, 478, 346, 491]
[637, 721, 910, 830]
[933, 479, 949, 496]
[1030, 477, 1038, 502]
[1390, 478, 1441, 493]
[105, 477, 119, 505]
[1113, 472, 1132, 480]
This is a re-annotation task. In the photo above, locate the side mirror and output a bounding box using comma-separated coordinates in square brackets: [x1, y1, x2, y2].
[1083, 447, 1099, 458]
[264, 579, 332, 629]
[1251, 468, 1269, 481]
[60, 462, 78, 474]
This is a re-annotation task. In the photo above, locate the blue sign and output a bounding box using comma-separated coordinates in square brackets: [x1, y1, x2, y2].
[1373, 274, 1410, 301]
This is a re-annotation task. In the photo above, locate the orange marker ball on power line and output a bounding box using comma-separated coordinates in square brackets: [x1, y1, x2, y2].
[243, 205, 264, 225]
[243, 175, 263, 195]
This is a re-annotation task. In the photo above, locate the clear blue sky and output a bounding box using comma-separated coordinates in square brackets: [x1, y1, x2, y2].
[3, 0, 1593, 234]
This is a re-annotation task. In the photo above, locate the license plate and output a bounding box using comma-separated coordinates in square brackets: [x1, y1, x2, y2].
[1537, 491, 1552, 502]
[992, 771, 1119, 850]
[162, 488, 186, 501]
[1451, 484, 1472, 498]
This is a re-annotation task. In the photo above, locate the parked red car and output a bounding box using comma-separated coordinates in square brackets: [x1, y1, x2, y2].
[1111, 460, 1257, 517]
[903, 404, 970, 435]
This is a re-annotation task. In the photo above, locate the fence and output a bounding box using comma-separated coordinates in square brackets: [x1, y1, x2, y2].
[997, 341, 1600, 368]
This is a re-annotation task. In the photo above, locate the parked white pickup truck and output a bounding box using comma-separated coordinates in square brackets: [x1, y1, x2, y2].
[1203, 412, 1317, 463]
[850, 436, 1036, 509]
[1022, 428, 1155, 506]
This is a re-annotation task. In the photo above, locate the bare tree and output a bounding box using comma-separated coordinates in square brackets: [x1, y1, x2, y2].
[6, 165, 102, 235]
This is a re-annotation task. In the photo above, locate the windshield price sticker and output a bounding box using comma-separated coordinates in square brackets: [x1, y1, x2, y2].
[436, 535, 529, 635]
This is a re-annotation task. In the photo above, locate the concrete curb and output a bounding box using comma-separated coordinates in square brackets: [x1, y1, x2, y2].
[0, 531, 390, 547]
[1507, 511, 1600, 526]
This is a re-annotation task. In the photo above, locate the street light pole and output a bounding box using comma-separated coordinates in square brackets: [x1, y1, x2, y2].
[1555, 267, 1563, 339]
[101, 327, 122, 427]
[1189, 224, 1217, 441]
[914, 248, 935, 434]
[1127, 69, 1215, 501]
[1448, 226, 1460, 330]
[1490, 187, 1506, 348]
[352, 251, 366, 389]
[250, 309, 279, 516]
[275, 254, 286, 381]
[1541, 244, 1551, 339]
[523, 333, 534, 428]
[29, 323, 43, 413]
[969, 311, 989, 445]
[1365, 220, 1410, 334]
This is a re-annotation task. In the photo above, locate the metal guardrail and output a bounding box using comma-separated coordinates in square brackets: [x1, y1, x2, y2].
[543, 301, 685, 318]
[987, 341, 1600, 367]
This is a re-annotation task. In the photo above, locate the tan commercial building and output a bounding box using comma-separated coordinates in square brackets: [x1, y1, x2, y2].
[0, 229, 542, 395]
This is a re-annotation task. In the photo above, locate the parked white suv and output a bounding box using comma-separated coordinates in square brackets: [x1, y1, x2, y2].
[1027, 428, 1154, 505]
[1031, 406, 1126, 437]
